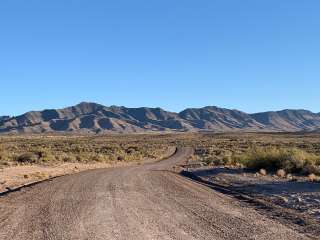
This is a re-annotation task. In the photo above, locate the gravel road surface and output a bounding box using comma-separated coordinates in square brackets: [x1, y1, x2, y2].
[0, 148, 311, 240]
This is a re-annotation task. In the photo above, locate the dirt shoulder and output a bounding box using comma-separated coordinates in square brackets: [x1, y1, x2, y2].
[0, 162, 129, 193]
[183, 166, 320, 238]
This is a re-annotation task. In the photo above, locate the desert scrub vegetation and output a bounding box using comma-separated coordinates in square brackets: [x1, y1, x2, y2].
[191, 133, 320, 175]
[233, 147, 320, 175]
[1, 132, 320, 175]
[0, 134, 175, 167]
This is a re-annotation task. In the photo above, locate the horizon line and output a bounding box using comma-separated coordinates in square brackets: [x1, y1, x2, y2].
[1, 101, 319, 117]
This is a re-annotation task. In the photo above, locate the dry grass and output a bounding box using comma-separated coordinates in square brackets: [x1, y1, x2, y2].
[0, 134, 176, 167]
[1, 132, 320, 175]
[188, 133, 320, 175]
[0, 134, 178, 191]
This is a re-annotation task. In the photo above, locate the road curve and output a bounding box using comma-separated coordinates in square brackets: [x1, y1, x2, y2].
[0, 148, 310, 240]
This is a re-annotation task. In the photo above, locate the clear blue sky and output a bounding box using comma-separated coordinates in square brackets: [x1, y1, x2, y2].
[1, 0, 319, 116]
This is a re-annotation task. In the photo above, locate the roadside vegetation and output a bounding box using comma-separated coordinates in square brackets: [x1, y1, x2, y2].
[233, 147, 320, 175]
[1, 132, 320, 176]
[191, 133, 320, 176]
[0, 134, 175, 167]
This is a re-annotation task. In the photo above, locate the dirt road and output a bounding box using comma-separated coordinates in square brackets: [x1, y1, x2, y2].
[0, 148, 311, 240]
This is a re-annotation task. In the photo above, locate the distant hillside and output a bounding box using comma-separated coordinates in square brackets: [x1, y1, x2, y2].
[178, 106, 265, 131]
[312, 128, 320, 133]
[0, 102, 319, 134]
[250, 110, 320, 132]
[0, 102, 188, 134]
[0, 116, 10, 123]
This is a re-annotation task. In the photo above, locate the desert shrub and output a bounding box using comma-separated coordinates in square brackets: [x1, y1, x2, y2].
[16, 152, 40, 163]
[0, 151, 8, 162]
[36, 149, 56, 162]
[59, 153, 76, 162]
[234, 147, 320, 174]
[302, 163, 320, 175]
[1, 133, 320, 171]
[0, 135, 174, 166]
[234, 147, 284, 170]
[281, 148, 308, 172]
[117, 156, 124, 161]
[91, 153, 109, 162]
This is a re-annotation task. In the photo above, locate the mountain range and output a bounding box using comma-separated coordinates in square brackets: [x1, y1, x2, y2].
[0, 102, 319, 134]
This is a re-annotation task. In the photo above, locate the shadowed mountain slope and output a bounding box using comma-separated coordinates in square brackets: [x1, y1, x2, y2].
[179, 106, 265, 131]
[0, 102, 319, 133]
[250, 110, 320, 132]
[0, 116, 10, 123]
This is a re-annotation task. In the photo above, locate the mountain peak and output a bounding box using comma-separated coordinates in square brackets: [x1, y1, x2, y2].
[74, 101, 104, 108]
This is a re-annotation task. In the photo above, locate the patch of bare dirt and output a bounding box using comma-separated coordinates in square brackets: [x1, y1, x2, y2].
[0, 162, 130, 193]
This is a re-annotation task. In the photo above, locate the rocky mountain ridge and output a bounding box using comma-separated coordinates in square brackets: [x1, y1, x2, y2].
[0, 102, 319, 133]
